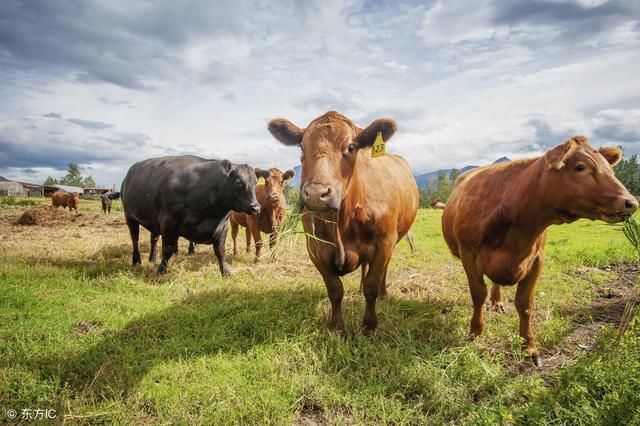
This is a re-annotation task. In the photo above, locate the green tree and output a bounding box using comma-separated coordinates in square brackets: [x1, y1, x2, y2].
[449, 168, 461, 183]
[43, 176, 58, 186]
[82, 175, 96, 188]
[59, 163, 83, 187]
[615, 154, 640, 195]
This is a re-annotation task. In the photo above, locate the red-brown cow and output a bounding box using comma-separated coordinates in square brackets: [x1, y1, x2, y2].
[229, 167, 295, 260]
[442, 136, 638, 366]
[51, 191, 80, 214]
[268, 111, 419, 334]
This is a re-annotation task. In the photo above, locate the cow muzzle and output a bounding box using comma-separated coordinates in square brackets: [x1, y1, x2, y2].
[301, 182, 340, 211]
[601, 195, 638, 223]
[268, 193, 279, 203]
[248, 202, 261, 215]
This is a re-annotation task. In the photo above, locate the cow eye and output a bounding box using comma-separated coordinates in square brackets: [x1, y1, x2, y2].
[575, 163, 586, 172]
[344, 143, 356, 155]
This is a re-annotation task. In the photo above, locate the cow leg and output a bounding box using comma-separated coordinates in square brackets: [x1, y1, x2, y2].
[268, 229, 278, 250]
[461, 252, 487, 337]
[213, 223, 231, 277]
[359, 262, 369, 293]
[157, 233, 178, 274]
[362, 243, 394, 335]
[230, 221, 239, 256]
[188, 242, 196, 255]
[515, 256, 543, 367]
[489, 283, 506, 313]
[149, 233, 160, 263]
[251, 226, 263, 262]
[319, 271, 345, 334]
[245, 228, 252, 254]
[126, 217, 141, 266]
[379, 265, 390, 300]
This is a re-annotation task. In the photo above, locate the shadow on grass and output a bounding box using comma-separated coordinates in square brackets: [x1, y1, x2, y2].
[30, 287, 461, 403]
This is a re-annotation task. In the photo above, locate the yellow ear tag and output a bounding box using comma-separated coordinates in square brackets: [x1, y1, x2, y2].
[371, 131, 386, 158]
[257, 177, 265, 186]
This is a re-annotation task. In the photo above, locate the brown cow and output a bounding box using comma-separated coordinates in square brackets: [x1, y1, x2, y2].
[442, 136, 638, 366]
[51, 191, 80, 214]
[268, 111, 419, 334]
[229, 167, 295, 260]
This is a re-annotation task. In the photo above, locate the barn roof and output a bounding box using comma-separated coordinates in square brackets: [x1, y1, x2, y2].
[53, 184, 83, 193]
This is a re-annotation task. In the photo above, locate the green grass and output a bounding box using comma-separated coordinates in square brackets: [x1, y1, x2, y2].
[1, 206, 639, 424]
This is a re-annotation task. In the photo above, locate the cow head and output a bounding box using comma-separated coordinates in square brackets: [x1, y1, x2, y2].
[268, 111, 396, 212]
[221, 160, 264, 215]
[543, 136, 637, 223]
[255, 167, 295, 207]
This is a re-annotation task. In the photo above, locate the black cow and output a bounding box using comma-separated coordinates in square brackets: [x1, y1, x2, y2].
[121, 156, 266, 275]
[100, 191, 121, 214]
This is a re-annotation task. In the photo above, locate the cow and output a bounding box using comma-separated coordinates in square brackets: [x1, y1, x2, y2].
[51, 191, 80, 214]
[100, 191, 121, 214]
[121, 155, 266, 275]
[268, 111, 419, 334]
[229, 167, 295, 260]
[442, 136, 638, 366]
[431, 198, 446, 209]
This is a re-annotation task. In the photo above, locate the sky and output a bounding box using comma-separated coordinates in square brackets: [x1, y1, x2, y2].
[0, 0, 639, 188]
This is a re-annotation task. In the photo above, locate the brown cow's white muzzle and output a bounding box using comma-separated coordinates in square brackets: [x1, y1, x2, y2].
[268, 193, 279, 203]
[301, 182, 340, 211]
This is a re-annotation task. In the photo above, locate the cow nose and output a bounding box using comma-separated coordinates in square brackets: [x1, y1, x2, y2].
[268, 193, 279, 202]
[249, 203, 261, 214]
[624, 197, 638, 213]
[301, 183, 339, 211]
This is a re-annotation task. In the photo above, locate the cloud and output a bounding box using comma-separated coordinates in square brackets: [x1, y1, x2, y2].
[43, 112, 62, 118]
[67, 118, 115, 130]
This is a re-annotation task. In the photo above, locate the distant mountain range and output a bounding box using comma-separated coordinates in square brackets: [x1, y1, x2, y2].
[288, 157, 511, 188]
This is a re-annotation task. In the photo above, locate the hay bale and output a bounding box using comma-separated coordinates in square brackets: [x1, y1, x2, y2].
[15, 205, 75, 226]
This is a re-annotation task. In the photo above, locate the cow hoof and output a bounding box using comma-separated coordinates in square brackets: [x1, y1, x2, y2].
[531, 352, 542, 368]
[156, 265, 167, 274]
[221, 269, 231, 278]
[361, 321, 377, 336]
[328, 326, 346, 338]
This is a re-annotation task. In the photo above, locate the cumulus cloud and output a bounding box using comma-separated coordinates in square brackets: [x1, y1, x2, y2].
[0, 0, 639, 182]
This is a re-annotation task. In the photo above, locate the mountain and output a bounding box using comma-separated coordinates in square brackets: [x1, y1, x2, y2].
[287, 158, 511, 189]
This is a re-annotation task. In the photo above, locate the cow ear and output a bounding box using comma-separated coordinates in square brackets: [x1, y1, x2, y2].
[255, 168, 270, 179]
[546, 138, 579, 169]
[221, 159, 233, 176]
[268, 119, 305, 146]
[355, 118, 397, 148]
[282, 169, 295, 181]
[599, 146, 622, 167]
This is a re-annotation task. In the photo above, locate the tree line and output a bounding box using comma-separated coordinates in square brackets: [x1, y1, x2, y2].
[43, 163, 96, 188]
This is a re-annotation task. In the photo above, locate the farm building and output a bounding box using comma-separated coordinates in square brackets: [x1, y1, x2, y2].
[0, 180, 26, 196]
[18, 181, 45, 197]
[83, 187, 111, 199]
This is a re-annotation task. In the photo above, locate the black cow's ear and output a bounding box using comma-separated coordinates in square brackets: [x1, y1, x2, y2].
[221, 159, 233, 175]
[255, 168, 270, 179]
[355, 118, 397, 148]
[282, 169, 295, 181]
[268, 119, 305, 146]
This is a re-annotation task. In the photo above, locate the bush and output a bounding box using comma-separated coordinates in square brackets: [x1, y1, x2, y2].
[0, 197, 40, 206]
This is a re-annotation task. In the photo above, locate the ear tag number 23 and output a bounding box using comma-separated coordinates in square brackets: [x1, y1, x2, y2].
[371, 131, 386, 158]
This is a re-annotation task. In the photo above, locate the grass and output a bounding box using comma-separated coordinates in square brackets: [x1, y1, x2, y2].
[1, 200, 639, 424]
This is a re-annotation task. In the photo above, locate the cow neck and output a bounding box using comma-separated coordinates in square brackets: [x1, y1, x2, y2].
[504, 156, 566, 237]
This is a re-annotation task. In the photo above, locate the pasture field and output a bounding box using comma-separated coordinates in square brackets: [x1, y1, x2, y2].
[1, 198, 639, 425]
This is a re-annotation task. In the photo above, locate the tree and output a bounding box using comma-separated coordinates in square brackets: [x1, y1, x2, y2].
[43, 176, 58, 186]
[59, 163, 83, 187]
[449, 168, 461, 183]
[82, 175, 96, 188]
[614, 152, 640, 196]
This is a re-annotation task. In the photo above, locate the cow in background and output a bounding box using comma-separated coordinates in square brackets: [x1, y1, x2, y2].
[52, 191, 80, 214]
[431, 198, 446, 209]
[229, 167, 295, 260]
[268, 111, 419, 334]
[101, 191, 121, 214]
[121, 155, 265, 276]
[442, 136, 638, 366]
